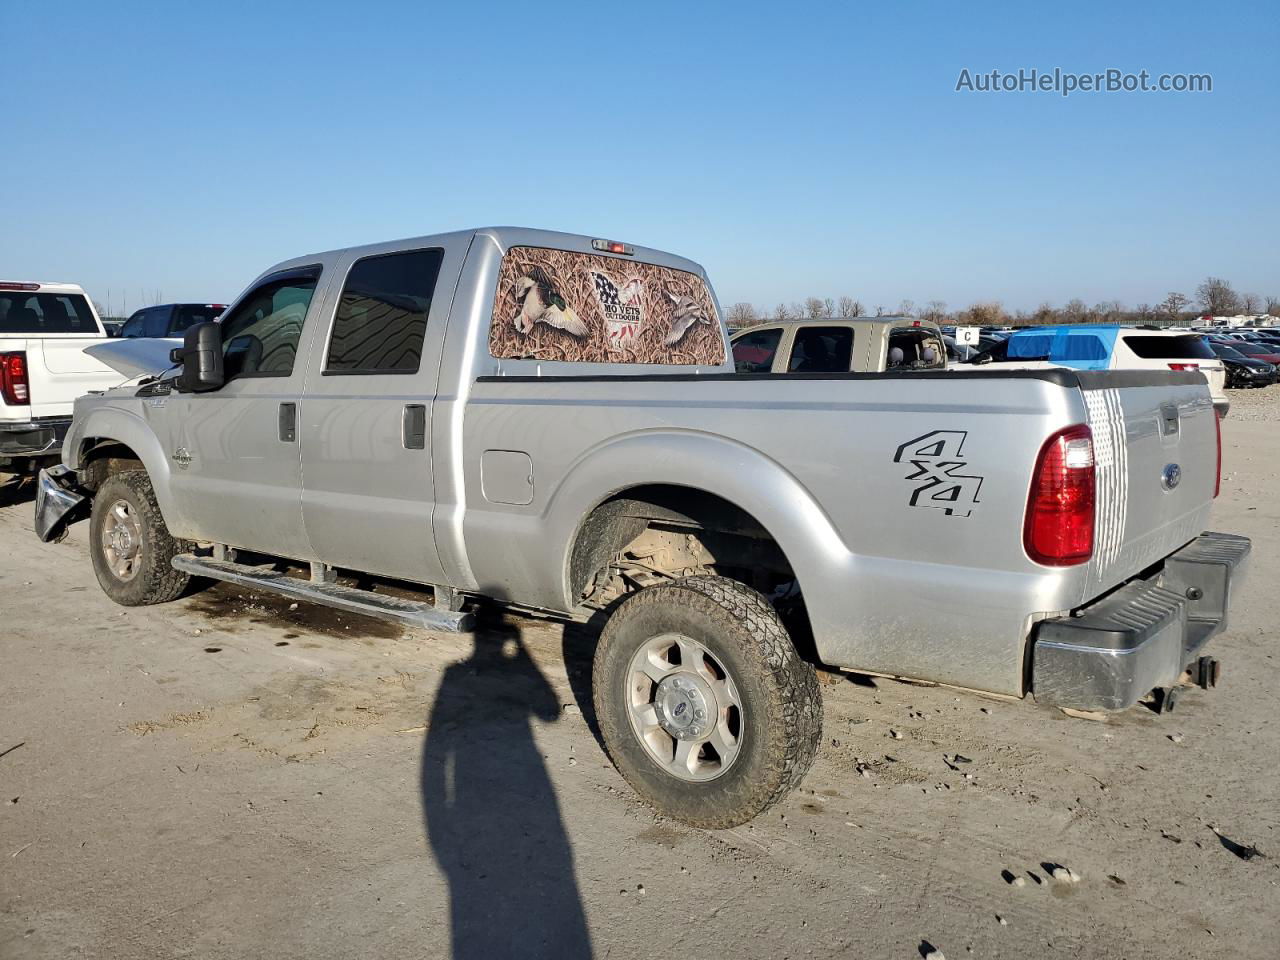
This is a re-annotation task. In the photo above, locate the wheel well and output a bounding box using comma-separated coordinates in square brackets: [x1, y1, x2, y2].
[78, 440, 144, 492]
[569, 485, 811, 640]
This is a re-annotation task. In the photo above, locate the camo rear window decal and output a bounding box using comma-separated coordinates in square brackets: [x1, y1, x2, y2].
[489, 246, 725, 365]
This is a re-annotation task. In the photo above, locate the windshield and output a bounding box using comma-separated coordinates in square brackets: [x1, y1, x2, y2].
[1225, 341, 1272, 357]
[1211, 344, 1245, 360]
[0, 291, 99, 334]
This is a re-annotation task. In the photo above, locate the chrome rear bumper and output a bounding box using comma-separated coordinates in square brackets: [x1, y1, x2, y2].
[1031, 532, 1251, 711]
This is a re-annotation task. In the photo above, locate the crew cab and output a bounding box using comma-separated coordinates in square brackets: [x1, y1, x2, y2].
[730, 317, 946, 373]
[34, 229, 1249, 827]
[0, 281, 124, 474]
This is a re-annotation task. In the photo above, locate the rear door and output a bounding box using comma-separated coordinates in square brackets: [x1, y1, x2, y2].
[299, 242, 464, 585]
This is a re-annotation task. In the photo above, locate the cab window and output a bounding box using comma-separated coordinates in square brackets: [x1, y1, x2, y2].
[218, 268, 320, 380]
[788, 327, 853, 372]
[732, 329, 783, 373]
[121, 311, 146, 338]
[142, 307, 170, 338]
[886, 327, 945, 370]
[325, 248, 443, 374]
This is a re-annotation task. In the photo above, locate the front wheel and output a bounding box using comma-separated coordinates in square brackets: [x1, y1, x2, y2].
[89, 470, 191, 606]
[592, 575, 822, 828]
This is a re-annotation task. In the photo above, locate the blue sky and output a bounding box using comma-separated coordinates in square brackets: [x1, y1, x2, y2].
[2, 0, 1276, 315]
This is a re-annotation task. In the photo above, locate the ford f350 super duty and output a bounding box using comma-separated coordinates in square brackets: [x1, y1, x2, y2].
[34, 228, 1249, 827]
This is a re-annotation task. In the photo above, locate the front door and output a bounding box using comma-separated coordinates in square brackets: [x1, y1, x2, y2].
[298, 243, 459, 585]
[164, 265, 329, 559]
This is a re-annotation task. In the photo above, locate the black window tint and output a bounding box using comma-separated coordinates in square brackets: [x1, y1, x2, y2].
[218, 270, 319, 379]
[732, 329, 783, 373]
[172, 305, 224, 334]
[0, 293, 97, 334]
[121, 312, 145, 338]
[326, 249, 444, 374]
[1123, 335, 1215, 360]
[788, 327, 853, 372]
[142, 308, 170, 338]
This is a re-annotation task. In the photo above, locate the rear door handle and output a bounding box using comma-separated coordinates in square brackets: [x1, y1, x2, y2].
[279, 402, 297, 442]
[403, 404, 426, 449]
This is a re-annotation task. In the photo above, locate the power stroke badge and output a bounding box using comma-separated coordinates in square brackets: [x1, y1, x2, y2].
[893, 430, 984, 517]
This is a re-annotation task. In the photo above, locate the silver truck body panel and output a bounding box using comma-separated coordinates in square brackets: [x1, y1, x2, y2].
[59, 227, 1221, 701]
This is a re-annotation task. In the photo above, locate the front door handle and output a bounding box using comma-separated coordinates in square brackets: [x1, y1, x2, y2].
[403, 404, 426, 449]
[279, 402, 297, 442]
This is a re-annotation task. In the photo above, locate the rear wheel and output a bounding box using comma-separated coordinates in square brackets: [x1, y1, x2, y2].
[593, 575, 822, 828]
[89, 470, 191, 605]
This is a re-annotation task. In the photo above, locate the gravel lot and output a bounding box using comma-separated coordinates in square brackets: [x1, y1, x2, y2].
[2, 390, 1278, 960]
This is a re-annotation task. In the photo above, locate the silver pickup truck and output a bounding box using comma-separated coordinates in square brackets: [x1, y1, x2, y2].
[35, 227, 1249, 827]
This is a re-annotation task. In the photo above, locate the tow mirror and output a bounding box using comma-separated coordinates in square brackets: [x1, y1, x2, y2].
[171, 321, 224, 393]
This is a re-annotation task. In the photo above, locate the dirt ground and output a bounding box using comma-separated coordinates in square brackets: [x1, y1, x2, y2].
[2, 394, 1277, 960]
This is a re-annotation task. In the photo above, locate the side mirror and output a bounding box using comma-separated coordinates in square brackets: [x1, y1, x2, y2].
[172, 321, 224, 393]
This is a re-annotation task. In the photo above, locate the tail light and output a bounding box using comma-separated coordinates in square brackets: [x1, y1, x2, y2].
[1168, 363, 1200, 371]
[1214, 409, 1222, 498]
[1024, 424, 1095, 566]
[0, 352, 30, 405]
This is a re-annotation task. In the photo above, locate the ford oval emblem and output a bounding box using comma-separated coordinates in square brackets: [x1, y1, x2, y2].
[1162, 463, 1182, 490]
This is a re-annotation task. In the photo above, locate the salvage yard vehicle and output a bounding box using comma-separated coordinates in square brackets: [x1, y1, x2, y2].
[0, 281, 123, 475]
[119, 303, 227, 339]
[730, 317, 946, 373]
[965, 325, 1230, 417]
[34, 228, 1250, 827]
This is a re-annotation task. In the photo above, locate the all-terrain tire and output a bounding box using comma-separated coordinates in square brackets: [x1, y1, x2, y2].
[593, 575, 822, 828]
[89, 470, 191, 606]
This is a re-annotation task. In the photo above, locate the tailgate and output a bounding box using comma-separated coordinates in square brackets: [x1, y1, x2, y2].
[1079, 371, 1217, 600]
[25, 340, 127, 418]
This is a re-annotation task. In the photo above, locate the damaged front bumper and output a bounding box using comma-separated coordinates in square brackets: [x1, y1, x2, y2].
[1031, 532, 1251, 711]
[34, 465, 88, 543]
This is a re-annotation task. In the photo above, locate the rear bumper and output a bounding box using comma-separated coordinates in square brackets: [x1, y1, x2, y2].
[0, 417, 71, 459]
[1031, 531, 1251, 711]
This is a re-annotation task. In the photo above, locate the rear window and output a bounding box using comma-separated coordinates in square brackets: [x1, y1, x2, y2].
[886, 327, 945, 369]
[1122, 335, 1215, 360]
[1224, 341, 1272, 358]
[489, 246, 724, 365]
[732, 329, 782, 373]
[172, 305, 225, 335]
[788, 327, 854, 372]
[0, 292, 98, 334]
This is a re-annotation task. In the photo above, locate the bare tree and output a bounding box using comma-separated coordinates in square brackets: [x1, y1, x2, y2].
[836, 295, 856, 318]
[1031, 302, 1056, 325]
[874, 305, 885, 317]
[1266, 296, 1280, 317]
[773, 303, 791, 320]
[1240, 292, 1261, 314]
[1160, 292, 1190, 323]
[1196, 276, 1239, 316]
[897, 299, 916, 317]
[1134, 303, 1153, 323]
[1062, 298, 1088, 323]
[726, 302, 758, 328]
[791, 301, 807, 320]
[965, 301, 1005, 326]
[1094, 300, 1125, 323]
[803, 297, 826, 319]
[920, 300, 947, 323]
[92, 300, 107, 318]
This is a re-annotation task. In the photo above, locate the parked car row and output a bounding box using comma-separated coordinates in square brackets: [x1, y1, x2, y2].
[23, 228, 1248, 829]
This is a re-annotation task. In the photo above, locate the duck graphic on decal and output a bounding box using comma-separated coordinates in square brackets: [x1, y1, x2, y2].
[512, 267, 587, 337]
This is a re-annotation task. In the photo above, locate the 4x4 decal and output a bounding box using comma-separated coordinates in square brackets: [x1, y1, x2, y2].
[893, 430, 983, 517]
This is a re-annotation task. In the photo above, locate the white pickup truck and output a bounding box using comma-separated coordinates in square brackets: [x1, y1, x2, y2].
[0, 281, 123, 475]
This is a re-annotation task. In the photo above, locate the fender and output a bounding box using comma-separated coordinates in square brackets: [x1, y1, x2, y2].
[543, 429, 853, 612]
[65, 404, 178, 524]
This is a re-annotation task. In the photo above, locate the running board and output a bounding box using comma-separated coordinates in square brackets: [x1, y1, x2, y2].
[171, 554, 474, 633]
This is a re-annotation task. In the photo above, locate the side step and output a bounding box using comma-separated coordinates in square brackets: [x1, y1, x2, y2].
[171, 554, 474, 633]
